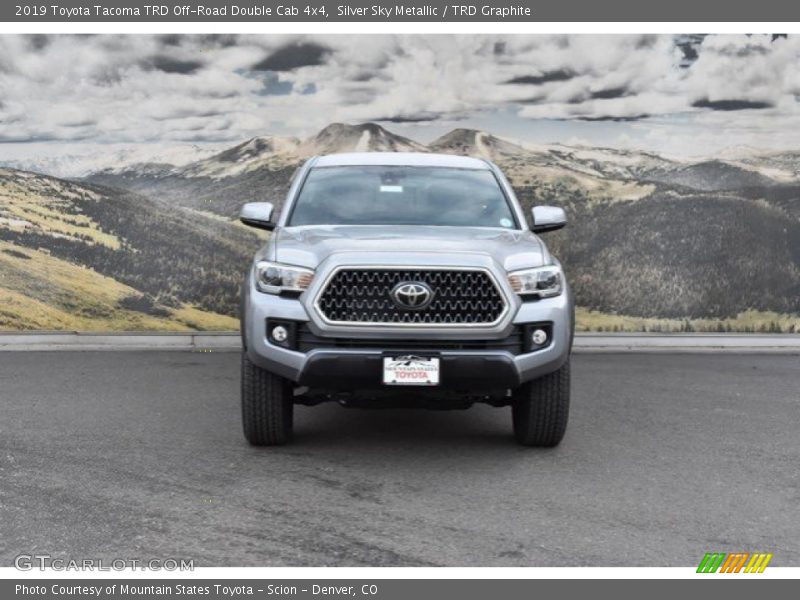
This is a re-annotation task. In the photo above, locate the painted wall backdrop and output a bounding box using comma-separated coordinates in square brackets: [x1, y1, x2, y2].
[1, 34, 799, 332]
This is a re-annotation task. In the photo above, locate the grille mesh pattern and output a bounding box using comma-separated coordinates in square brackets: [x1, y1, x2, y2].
[316, 269, 506, 325]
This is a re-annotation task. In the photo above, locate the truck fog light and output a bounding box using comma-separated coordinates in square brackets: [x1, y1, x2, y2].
[532, 329, 548, 346]
[271, 325, 288, 343]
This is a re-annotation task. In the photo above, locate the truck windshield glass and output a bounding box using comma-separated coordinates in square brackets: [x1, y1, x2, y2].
[288, 166, 518, 228]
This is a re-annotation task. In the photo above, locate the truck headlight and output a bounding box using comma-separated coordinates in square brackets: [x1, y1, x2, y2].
[255, 261, 314, 295]
[507, 265, 563, 298]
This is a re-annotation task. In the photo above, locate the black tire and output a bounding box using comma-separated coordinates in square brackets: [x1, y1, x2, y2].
[241, 352, 293, 446]
[512, 359, 570, 447]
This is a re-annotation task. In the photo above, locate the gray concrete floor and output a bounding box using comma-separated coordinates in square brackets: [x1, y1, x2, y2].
[1, 351, 798, 566]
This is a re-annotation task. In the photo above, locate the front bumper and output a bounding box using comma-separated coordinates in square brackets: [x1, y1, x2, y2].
[299, 351, 523, 391]
[243, 273, 573, 392]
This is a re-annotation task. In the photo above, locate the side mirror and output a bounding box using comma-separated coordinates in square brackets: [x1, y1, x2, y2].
[239, 202, 275, 231]
[530, 206, 567, 233]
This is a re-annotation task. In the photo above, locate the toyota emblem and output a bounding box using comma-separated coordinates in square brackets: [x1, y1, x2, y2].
[391, 282, 434, 310]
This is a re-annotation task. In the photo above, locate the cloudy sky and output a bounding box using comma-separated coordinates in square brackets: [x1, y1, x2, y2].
[0, 33, 798, 161]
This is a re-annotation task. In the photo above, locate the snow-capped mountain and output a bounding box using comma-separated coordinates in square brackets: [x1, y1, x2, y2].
[543, 145, 679, 180]
[9, 122, 793, 193]
[177, 136, 301, 179]
[103, 123, 428, 182]
[429, 128, 529, 161]
[298, 122, 428, 155]
[4, 121, 800, 331]
[731, 151, 800, 183]
[644, 159, 779, 191]
[0, 143, 225, 179]
[427, 128, 680, 181]
[81, 121, 793, 219]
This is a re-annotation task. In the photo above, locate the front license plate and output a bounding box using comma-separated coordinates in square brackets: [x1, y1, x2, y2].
[382, 355, 440, 386]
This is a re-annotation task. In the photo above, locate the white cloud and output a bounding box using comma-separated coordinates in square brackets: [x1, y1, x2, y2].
[0, 34, 797, 156]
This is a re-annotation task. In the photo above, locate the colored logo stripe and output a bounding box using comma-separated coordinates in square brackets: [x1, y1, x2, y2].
[697, 552, 773, 573]
[697, 553, 726, 573]
[720, 553, 749, 573]
[745, 553, 773, 573]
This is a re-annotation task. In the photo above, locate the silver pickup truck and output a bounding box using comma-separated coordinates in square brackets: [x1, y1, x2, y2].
[239, 152, 573, 447]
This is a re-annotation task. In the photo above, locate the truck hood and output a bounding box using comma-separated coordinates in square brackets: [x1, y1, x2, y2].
[271, 225, 548, 272]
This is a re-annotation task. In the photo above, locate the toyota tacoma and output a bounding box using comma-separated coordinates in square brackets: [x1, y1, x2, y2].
[239, 152, 573, 446]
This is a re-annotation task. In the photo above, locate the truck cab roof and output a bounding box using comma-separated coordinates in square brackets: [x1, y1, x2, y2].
[312, 152, 492, 170]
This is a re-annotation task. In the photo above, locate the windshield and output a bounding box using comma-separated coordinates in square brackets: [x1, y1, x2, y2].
[288, 165, 518, 228]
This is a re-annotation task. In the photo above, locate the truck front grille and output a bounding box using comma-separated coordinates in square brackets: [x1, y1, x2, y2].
[314, 268, 507, 326]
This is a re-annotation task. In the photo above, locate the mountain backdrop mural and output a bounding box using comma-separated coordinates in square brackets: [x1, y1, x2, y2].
[1, 34, 799, 331]
[2, 121, 800, 331]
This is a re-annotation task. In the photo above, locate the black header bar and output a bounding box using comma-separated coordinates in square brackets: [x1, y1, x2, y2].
[3, 0, 798, 22]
